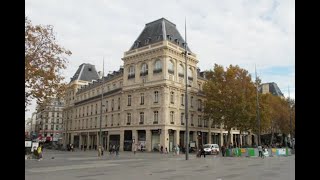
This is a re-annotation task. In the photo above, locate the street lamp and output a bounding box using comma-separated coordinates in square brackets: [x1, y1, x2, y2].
[99, 58, 105, 147]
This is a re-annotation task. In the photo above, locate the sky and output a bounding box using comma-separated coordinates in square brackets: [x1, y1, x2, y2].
[25, 0, 295, 119]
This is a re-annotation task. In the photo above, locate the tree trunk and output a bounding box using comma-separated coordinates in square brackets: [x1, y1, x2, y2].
[227, 129, 231, 147]
[270, 120, 274, 146]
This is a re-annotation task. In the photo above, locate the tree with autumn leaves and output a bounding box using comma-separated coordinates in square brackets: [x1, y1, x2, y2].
[25, 16, 71, 110]
[203, 64, 294, 146]
[203, 64, 257, 146]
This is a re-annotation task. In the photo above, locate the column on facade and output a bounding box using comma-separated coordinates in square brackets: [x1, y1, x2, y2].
[87, 132, 90, 150]
[163, 56, 167, 79]
[230, 133, 233, 144]
[160, 127, 169, 151]
[174, 59, 178, 81]
[208, 132, 212, 144]
[132, 130, 138, 151]
[220, 130, 224, 146]
[106, 134, 110, 151]
[146, 130, 152, 152]
[240, 134, 243, 147]
[119, 130, 124, 151]
[96, 131, 99, 146]
[174, 129, 180, 147]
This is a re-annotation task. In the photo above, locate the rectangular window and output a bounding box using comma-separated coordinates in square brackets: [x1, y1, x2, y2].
[170, 111, 174, 124]
[105, 115, 108, 127]
[198, 115, 202, 127]
[111, 99, 114, 111]
[45, 125, 48, 130]
[191, 96, 193, 107]
[198, 99, 202, 111]
[139, 112, 144, 124]
[181, 94, 184, 106]
[140, 93, 144, 105]
[153, 111, 158, 124]
[56, 125, 59, 130]
[91, 105, 93, 115]
[87, 106, 89, 116]
[90, 118, 92, 128]
[181, 113, 184, 125]
[191, 114, 194, 126]
[128, 95, 131, 106]
[154, 91, 159, 103]
[118, 98, 120, 110]
[95, 104, 97, 114]
[111, 114, 114, 126]
[170, 92, 174, 104]
[204, 119, 208, 127]
[127, 113, 131, 125]
[51, 125, 54, 130]
[106, 101, 108, 112]
[95, 117, 97, 128]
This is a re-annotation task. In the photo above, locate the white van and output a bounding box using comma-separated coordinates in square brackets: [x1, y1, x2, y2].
[203, 144, 220, 155]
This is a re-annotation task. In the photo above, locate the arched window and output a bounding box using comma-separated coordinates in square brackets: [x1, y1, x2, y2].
[128, 66, 135, 79]
[140, 63, 148, 76]
[178, 64, 184, 77]
[154, 59, 162, 73]
[168, 60, 174, 74]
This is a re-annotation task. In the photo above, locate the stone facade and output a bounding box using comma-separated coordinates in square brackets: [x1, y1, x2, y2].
[63, 18, 254, 152]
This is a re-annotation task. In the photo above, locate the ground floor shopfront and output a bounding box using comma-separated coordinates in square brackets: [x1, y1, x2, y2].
[64, 127, 257, 152]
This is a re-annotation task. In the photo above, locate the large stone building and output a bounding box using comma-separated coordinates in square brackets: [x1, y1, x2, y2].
[35, 98, 65, 142]
[63, 18, 251, 152]
[259, 82, 284, 97]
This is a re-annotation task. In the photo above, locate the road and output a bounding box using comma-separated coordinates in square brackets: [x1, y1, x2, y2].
[25, 149, 295, 180]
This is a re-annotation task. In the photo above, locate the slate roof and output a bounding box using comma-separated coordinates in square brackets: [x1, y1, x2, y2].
[70, 63, 100, 83]
[259, 82, 284, 97]
[129, 18, 191, 52]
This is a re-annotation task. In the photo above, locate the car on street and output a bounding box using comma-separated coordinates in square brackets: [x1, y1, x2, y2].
[203, 144, 220, 155]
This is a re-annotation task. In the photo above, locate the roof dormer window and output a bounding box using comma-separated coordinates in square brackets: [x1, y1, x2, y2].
[145, 37, 151, 45]
[167, 35, 172, 41]
[175, 39, 180, 45]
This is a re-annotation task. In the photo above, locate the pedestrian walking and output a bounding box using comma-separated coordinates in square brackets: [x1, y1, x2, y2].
[221, 145, 226, 157]
[98, 145, 102, 157]
[200, 146, 206, 158]
[37, 145, 43, 161]
[165, 147, 168, 154]
[258, 145, 263, 158]
[101, 146, 104, 156]
[176, 144, 180, 155]
[115, 145, 119, 156]
[133, 144, 137, 155]
[160, 145, 163, 154]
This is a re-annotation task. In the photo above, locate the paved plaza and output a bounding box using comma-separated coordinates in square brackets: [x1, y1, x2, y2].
[25, 149, 295, 180]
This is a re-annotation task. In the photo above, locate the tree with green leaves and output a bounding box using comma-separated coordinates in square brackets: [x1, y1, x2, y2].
[25, 16, 71, 110]
[203, 64, 257, 146]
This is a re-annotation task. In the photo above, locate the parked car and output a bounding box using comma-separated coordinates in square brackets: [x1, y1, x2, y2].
[203, 144, 220, 155]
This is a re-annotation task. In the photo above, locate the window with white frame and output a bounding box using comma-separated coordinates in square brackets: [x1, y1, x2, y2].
[140, 93, 144, 105]
[181, 113, 184, 125]
[153, 111, 158, 124]
[154, 59, 162, 73]
[127, 113, 131, 125]
[170, 91, 174, 104]
[111, 99, 114, 111]
[128, 95, 131, 106]
[111, 114, 114, 126]
[198, 115, 202, 127]
[181, 94, 184, 106]
[178, 64, 184, 77]
[141, 63, 148, 76]
[168, 60, 174, 74]
[139, 112, 144, 124]
[170, 111, 174, 124]
[154, 91, 159, 103]
[128, 66, 135, 79]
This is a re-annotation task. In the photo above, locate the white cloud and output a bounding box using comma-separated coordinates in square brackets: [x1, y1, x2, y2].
[25, 0, 295, 118]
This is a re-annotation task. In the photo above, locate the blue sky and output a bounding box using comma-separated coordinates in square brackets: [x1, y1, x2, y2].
[25, 0, 295, 119]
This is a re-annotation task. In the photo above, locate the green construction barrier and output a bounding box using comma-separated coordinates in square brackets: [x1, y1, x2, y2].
[237, 148, 242, 157]
[226, 149, 231, 157]
[286, 148, 289, 156]
[248, 148, 255, 156]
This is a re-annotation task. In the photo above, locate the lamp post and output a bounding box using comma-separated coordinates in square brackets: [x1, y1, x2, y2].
[183, 18, 189, 160]
[99, 58, 105, 147]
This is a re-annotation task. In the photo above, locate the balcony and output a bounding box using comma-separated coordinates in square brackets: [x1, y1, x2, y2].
[178, 73, 184, 78]
[153, 121, 158, 124]
[198, 125, 202, 127]
[191, 123, 194, 126]
[188, 77, 193, 81]
[139, 122, 144, 125]
[126, 122, 131, 125]
[181, 123, 185, 125]
[140, 71, 148, 76]
[153, 69, 162, 74]
[198, 108, 202, 112]
[168, 69, 174, 74]
[170, 122, 174, 124]
[128, 74, 135, 79]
